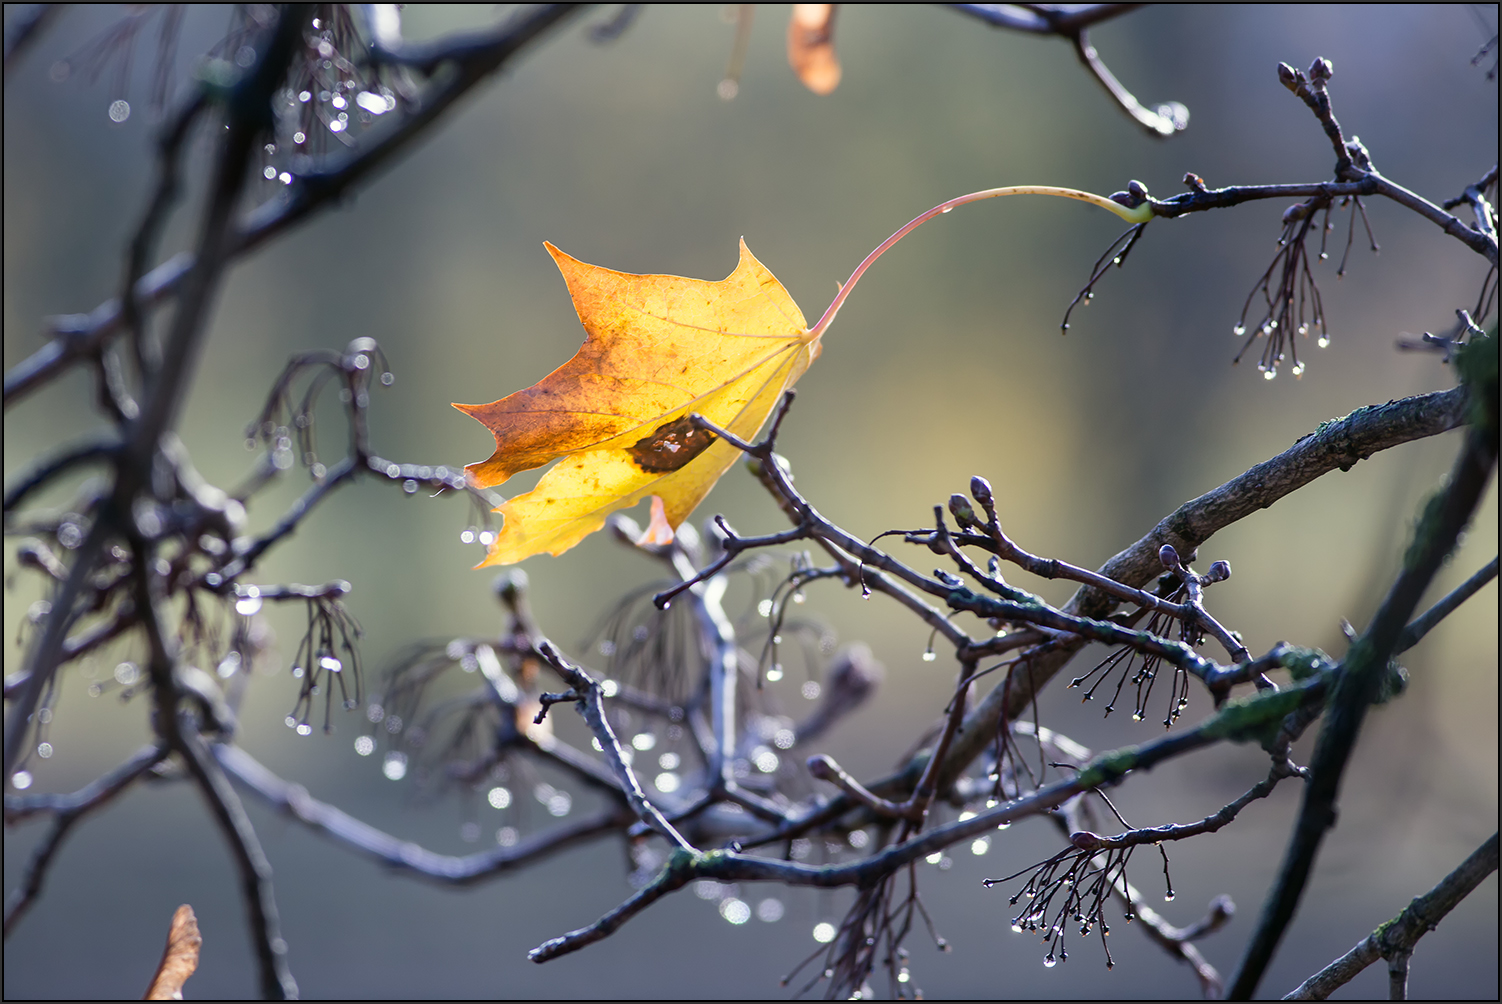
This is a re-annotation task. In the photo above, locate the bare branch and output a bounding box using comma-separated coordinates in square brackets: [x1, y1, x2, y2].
[953, 386, 1467, 769]
[1283, 833, 1500, 1000]
[530, 679, 1328, 963]
[3, 6, 584, 410]
[3, 3, 63, 76]
[3, 744, 169, 937]
[214, 743, 629, 882]
[2, 439, 116, 512]
[948, 5, 1186, 137]
[1230, 418, 1496, 1000]
[529, 640, 697, 852]
[1396, 555, 1498, 654]
[178, 724, 297, 999]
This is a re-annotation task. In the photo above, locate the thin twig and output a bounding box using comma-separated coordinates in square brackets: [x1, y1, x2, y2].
[1395, 555, 1497, 654]
[214, 743, 630, 882]
[3, 3, 63, 75]
[3, 744, 170, 937]
[3, 6, 584, 409]
[178, 725, 298, 999]
[529, 680, 1329, 963]
[943, 386, 1467, 786]
[948, 4, 1184, 137]
[1283, 833, 1499, 1000]
[2, 438, 116, 512]
[530, 640, 696, 851]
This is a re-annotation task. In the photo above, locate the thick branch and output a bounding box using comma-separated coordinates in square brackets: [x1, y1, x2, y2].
[1229, 416, 1496, 999]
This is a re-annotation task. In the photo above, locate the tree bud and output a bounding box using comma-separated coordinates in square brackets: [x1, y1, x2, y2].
[948, 493, 976, 528]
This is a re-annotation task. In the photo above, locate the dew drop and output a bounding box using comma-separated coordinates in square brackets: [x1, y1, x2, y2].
[1264, 368, 1277, 381]
[1044, 955, 1057, 968]
[382, 751, 408, 780]
[108, 99, 130, 123]
[941, 206, 953, 214]
[719, 898, 751, 924]
[1317, 336, 1330, 348]
[296, 723, 312, 736]
[13, 769, 35, 789]
[922, 650, 937, 662]
[1233, 324, 1246, 336]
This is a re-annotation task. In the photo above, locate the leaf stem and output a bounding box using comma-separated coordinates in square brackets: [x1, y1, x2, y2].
[808, 186, 1152, 340]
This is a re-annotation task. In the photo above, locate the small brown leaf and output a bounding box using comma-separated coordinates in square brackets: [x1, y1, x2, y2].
[144, 904, 201, 1000]
[788, 4, 841, 95]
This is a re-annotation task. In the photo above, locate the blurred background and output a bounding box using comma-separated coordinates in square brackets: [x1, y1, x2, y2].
[4, 4, 1496, 998]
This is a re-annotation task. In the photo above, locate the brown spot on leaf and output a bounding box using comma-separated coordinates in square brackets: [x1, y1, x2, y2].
[629, 416, 717, 473]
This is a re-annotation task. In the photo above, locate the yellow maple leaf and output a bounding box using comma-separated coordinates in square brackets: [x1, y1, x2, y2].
[455, 185, 1151, 567]
[455, 240, 821, 566]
